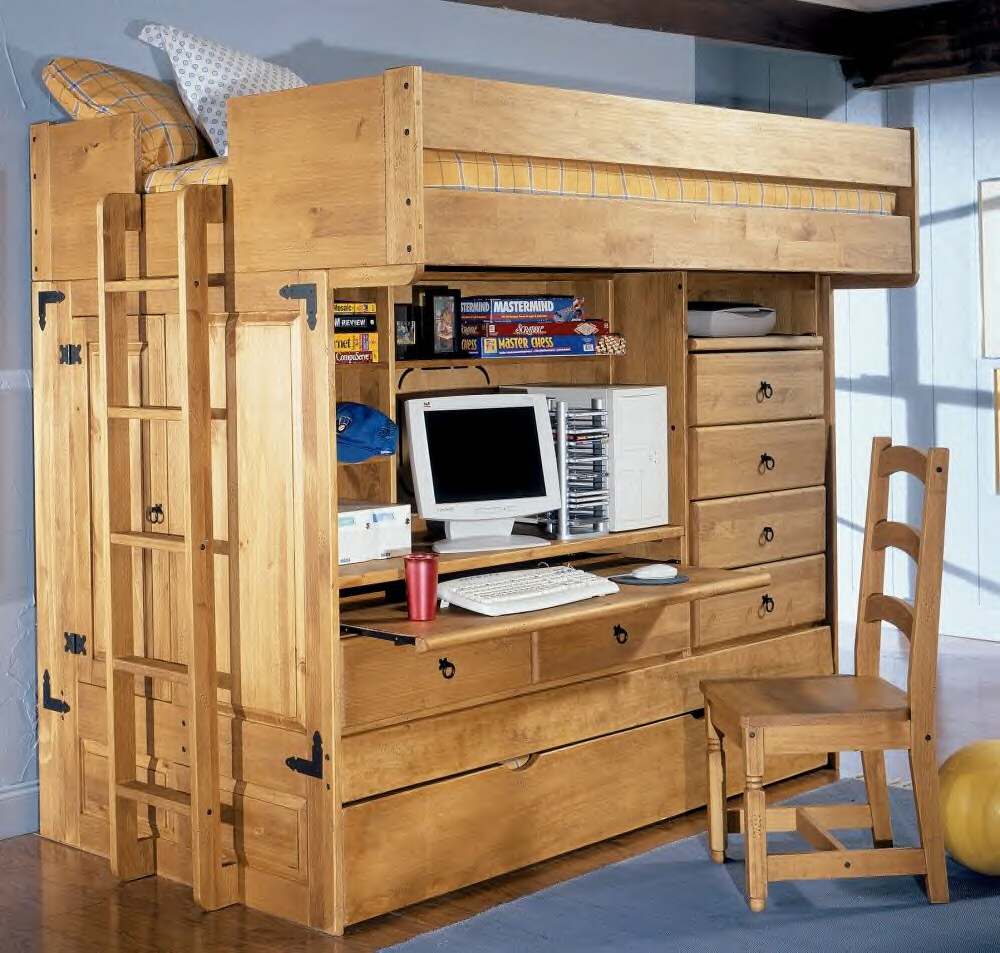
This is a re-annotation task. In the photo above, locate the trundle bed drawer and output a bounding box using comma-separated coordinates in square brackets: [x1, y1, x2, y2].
[689, 419, 827, 500]
[690, 486, 826, 569]
[695, 554, 826, 648]
[688, 350, 824, 426]
[534, 602, 690, 682]
[343, 634, 532, 727]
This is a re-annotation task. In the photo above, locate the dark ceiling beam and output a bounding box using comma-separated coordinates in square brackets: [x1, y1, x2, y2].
[440, 0, 864, 57]
[846, 0, 1000, 87]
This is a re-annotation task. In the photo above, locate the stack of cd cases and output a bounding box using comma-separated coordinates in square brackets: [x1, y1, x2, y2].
[542, 397, 610, 541]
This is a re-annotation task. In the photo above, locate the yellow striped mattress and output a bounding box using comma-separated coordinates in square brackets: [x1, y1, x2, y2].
[145, 150, 897, 215]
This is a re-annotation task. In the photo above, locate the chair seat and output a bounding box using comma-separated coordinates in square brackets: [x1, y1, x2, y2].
[701, 674, 910, 728]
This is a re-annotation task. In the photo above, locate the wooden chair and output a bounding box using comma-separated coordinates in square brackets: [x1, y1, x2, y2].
[700, 437, 950, 912]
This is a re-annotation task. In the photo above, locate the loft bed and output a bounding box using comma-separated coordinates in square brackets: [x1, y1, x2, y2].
[31, 66, 917, 288]
[31, 65, 914, 936]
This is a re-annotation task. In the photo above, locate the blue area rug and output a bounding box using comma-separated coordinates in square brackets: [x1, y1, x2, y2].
[384, 780, 1000, 952]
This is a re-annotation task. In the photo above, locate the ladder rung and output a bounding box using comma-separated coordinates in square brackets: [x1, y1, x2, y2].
[111, 531, 186, 553]
[104, 277, 179, 294]
[108, 405, 183, 422]
[113, 656, 189, 684]
[117, 779, 191, 816]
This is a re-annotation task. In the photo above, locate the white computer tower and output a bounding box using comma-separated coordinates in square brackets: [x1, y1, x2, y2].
[512, 385, 669, 532]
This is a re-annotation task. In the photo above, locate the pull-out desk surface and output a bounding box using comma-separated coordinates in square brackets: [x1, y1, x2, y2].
[340, 564, 770, 653]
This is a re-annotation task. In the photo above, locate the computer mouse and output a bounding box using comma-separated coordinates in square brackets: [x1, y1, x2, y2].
[631, 563, 679, 580]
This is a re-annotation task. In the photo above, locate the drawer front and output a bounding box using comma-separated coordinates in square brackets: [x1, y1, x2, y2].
[343, 635, 532, 728]
[344, 713, 706, 923]
[689, 419, 827, 500]
[691, 486, 826, 569]
[689, 350, 825, 426]
[695, 554, 826, 648]
[535, 603, 690, 682]
[341, 626, 834, 801]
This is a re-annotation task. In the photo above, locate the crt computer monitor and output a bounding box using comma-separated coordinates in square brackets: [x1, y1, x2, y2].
[405, 393, 561, 554]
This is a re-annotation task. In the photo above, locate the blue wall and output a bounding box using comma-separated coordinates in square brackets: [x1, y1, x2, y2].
[697, 41, 1000, 649]
[0, 2, 694, 837]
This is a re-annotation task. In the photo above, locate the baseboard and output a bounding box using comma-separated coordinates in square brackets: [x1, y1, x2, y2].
[0, 781, 39, 839]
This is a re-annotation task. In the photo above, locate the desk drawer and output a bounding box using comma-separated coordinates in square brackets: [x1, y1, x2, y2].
[535, 603, 689, 682]
[695, 554, 826, 648]
[689, 419, 827, 500]
[343, 635, 532, 728]
[689, 350, 824, 426]
[691, 486, 826, 569]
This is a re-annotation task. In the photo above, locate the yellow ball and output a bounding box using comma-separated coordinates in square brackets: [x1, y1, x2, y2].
[939, 740, 1000, 875]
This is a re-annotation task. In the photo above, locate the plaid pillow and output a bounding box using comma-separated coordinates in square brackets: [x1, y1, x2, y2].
[42, 57, 202, 173]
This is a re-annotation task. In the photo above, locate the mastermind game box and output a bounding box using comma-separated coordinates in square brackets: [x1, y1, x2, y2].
[460, 295, 585, 322]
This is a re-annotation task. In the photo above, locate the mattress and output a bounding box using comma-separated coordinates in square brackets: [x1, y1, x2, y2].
[145, 150, 897, 216]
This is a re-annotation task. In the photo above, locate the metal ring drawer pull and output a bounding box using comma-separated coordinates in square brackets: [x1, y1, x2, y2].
[757, 380, 774, 402]
[613, 624, 629, 645]
[760, 525, 775, 545]
[438, 658, 456, 680]
[759, 453, 776, 472]
[760, 594, 776, 616]
[145, 503, 165, 525]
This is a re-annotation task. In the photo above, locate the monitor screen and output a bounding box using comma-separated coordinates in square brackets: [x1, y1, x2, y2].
[424, 406, 547, 503]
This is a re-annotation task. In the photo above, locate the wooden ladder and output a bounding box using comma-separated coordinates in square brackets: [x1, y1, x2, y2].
[93, 186, 236, 910]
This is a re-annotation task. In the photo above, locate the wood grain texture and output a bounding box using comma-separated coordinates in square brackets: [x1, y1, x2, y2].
[694, 554, 826, 648]
[689, 419, 828, 500]
[688, 351, 825, 426]
[690, 486, 827, 569]
[422, 73, 911, 185]
[424, 190, 914, 276]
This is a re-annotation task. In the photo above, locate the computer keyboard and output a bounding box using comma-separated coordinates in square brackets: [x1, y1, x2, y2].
[437, 565, 620, 617]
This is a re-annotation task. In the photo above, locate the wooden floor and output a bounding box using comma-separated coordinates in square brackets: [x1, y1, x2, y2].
[4, 633, 998, 952]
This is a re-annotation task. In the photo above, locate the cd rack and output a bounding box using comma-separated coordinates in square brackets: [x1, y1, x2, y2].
[543, 397, 610, 541]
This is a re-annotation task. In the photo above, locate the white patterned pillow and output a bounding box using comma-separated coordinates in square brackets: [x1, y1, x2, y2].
[139, 23, 305, 156]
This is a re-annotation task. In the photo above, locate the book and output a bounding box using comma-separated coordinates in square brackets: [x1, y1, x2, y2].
[334, 350, 378, 365]
[334, 301, 378, 332]
[460, 295, 585, 321]
[334, 332, 379, 361]
[461, 334, 599, 359]
[461, 319, 609, 337]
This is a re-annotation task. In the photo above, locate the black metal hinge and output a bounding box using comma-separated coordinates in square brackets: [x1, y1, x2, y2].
[41, 669, 70, 713]
[63, 632, 87, 656]
[37, 289, 65, 331]
[278, 283, 318, 331]
[285, 730, 323, 779]
[58, 344, 82, 366]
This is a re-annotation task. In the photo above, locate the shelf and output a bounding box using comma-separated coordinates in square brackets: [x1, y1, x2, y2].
[337, 524, 683, 591]
[688, 335, 823, 353]
[395, 355, 611, 372]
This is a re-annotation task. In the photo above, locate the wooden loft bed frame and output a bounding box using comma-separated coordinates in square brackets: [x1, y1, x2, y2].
[31, 65, 917, 288]
[30, 66, 915, 936]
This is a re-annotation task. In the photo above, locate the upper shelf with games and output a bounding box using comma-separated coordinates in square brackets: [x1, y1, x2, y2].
[31, 67, 917, 292]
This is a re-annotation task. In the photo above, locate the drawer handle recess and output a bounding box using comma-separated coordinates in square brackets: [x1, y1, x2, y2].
[613, 624, 629, 645]
[759, 453, 776, 473]
[757, 380, 774, 402]
[760, 525, 775, 545]
[146, 502, 165, 525]
[760, 594, 776, 616]
[438, 658, 456, 680]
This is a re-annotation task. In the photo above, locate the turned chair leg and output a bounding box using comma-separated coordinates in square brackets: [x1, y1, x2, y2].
[861, 750, 894, 848]
[705, 703, 727, 863]
[909, 737, 950, 903]
[743, 726, 767, 912]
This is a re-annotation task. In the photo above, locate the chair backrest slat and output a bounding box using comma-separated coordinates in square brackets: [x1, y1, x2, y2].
[854, 438, 949, 735]
[878, 445, 930, 480]
[871, 520, 921, 562]
[864, 592, 914, 639]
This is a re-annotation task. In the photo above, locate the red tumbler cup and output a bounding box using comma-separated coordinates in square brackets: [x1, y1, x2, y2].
[404, 553, 439, 621]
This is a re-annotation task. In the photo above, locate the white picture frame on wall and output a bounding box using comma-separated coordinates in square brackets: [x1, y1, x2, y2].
[980, 179, 1000, 358]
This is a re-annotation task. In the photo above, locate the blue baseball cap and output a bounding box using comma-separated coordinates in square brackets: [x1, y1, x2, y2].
[336, 402, 398, 464]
